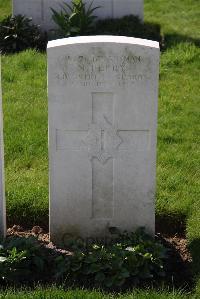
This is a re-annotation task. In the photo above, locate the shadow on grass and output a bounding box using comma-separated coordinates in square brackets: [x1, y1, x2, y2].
[156, 212, 187, 236]
[91, 15, 163, 48]
[91, 16, 200, 52]
[91, 15, 200, 51]
[7, 205, 49, 231]
[8, 206, 188, 236]
[156, 213, 195, 290]
[8, 210, 188, 236]
[158, 236, 194, 291]
[156, 213, 200, 287]
[50, 15, 164, 49]
[164, 33, 200, 50]
[188, 238, 200, 278]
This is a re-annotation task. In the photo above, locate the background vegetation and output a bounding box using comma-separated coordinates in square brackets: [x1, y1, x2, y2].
[0, 0, 199, 297]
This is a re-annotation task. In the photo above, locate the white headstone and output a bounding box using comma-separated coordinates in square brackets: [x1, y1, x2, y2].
[13, 0, 143, 31]
[0, 58, 6, 238]
[48, 36, 159, 244]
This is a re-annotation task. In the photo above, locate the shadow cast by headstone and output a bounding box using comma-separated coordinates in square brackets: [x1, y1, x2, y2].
[188, 238, 200, 279]
[156, 213, 200, 290]
[90, 15, 200, 52]
[91, 15, 164, 48]
[7, 205, 49, 231]
[156, 212, 187, 236]
[157, 235, 194, 291]
[163, 33, 200, 50]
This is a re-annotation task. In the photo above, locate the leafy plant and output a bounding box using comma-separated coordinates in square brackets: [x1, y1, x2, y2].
[64, 228, 167, 288]
[0, 229, 167, 288]
[0, 237, 54, 283]
[51, 0, 100, 37]
[0, 15, 47, 54]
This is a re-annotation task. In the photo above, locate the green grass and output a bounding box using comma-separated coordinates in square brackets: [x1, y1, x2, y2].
[0, 0, 200, 297]
[0, 0, 11, 21]
[157, 42, 200, 215]
[145, 0, 200, 40]
[2, 50, 48, 227]
[0, 287, 196, 299]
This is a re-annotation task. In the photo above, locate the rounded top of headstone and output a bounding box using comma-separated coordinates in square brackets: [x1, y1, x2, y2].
[47, 36, 159, 50]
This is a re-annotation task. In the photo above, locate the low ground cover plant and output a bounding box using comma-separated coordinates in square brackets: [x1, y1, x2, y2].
[62, 228, 167, 288]
[0, 236, 53, 283]
[0, 15, 47, 54]
[0, 229, 167, 289]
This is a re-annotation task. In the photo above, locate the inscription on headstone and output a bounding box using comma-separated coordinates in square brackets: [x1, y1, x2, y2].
[48, 36, 159, 244]
[0, 57, 6, 237]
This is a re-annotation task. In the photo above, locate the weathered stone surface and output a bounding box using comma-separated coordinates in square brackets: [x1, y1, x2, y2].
[48, 36, 160, 244]
[13, 0, 143, 31]
[0, 58, 6, 237]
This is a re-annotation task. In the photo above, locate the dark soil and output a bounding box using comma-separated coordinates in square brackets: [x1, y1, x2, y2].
[6, 225, 193, 290]
[157, 233, 193, 289]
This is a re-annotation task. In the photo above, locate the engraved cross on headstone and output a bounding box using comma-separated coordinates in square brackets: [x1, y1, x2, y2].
[56, 92, 149, 219]
[83, 116, 123, 164]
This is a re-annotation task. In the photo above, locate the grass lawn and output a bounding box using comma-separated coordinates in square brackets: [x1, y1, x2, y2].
[0, 287, 198, 299]
[0, 0, 200, 297]
[0, 0, 11, 21]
